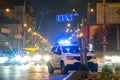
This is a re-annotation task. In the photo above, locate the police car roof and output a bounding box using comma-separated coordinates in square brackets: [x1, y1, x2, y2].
[55, 43, 78, 46]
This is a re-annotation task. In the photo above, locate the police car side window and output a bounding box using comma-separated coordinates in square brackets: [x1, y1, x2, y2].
[56, 47, 62, 55]
[54, 47, 58, 54]
[51, 46, 57, 54]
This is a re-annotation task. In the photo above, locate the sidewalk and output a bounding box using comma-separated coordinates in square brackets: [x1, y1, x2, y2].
[63, 67, 102, 80]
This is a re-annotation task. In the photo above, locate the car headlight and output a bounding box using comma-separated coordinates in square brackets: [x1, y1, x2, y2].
[43, 55, 50, 61]
[4, 57, 8, 61]
[23, 56, 31, 62]
[15, 55, 22, 61]
[33, 55, 41, 61]
[0, 57, 8, 63]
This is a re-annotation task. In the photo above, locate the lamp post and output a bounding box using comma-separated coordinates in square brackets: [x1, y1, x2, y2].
[22, 23, 27, 48]
[33, 10, 50, 49]
[34, 10, 50, 33]
[103, 0, 107, 53]
[77, 16, 87, 65]
[22, 0, 28, 49]
[87, 0, 95, 44]
[87, 1, 90, 44]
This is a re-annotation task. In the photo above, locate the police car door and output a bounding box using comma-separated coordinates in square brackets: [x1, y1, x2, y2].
[54, 46, 62, 67]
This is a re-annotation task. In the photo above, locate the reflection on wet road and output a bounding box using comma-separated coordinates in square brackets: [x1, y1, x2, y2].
[0, 65, 66, 80]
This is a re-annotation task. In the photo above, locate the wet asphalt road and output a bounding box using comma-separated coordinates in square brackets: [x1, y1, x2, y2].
[0, 65, 67, 80]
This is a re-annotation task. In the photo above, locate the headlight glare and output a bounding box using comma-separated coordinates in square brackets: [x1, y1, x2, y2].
[23, 56, 31, 62]
[0, 57, 8, 63]
[15, 55, 22, 61]
[33, 55, 41, 61]
[43, 55, 50, 61]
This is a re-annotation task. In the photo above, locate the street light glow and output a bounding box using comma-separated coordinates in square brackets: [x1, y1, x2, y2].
[28, 28, 32, 32]
[90, 8, 94, 12]
[72, 9, 76, 12]
[5, 8, 10, 12]
[67, 23, 71, 27]
[79, 33, 83, 37]
[80, 23, 83, 26]
[33, 32, 37, 35]
[70, 30, 73, 32]
[23, 23, 27, 27]
[66, 28, 69, 33]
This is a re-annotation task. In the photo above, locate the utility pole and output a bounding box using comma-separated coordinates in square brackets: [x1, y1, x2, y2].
[23, 0, 27, 48]
[23, 0, 26, 24]
[77, 16, 87, 65]
[103, 0, 107, 54]
[117, 26, 120, 51]
[87, 0, 90, 44]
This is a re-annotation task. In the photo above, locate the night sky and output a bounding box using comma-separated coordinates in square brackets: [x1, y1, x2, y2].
[28, 0, 88, 44]
[1, 0, 119, 44]
[0, 0, 88, 44]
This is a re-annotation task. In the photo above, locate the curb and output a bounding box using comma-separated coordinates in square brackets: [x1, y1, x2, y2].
[63, 72, 74, 80]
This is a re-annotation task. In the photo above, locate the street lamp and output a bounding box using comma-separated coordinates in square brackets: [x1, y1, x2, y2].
[67, 23, 71, 27]
[32, 10, 50, 49]
[87, 0, 96, 44]
[33, 32, 37, 36]
[34, 9, 50, 33]
[23, 23, 27, 28]
[79, 33, 83, 37]
[72, 9, 76, 12]
[102, 0, 107, 53]
[5, 8, 10, 13]
[65, 28, 69, 33]
[27, 28, 32, 32]
[4, 8, 12, 18]
[90, 8, 94, 12]
[22, 23, 27, 48]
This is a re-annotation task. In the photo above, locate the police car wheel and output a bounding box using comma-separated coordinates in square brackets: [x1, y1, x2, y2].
[48, 63, 54, 74]
[60, 62, 68, 74]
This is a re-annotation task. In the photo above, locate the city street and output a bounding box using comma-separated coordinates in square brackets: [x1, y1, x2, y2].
[0, 65, 67, 80]
[0, 0, 120, 80]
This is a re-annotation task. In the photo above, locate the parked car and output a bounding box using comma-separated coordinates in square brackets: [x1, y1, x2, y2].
[47, 43, 98, 74]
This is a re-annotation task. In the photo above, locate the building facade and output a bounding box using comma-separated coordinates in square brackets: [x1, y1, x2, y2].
[0, 2, 35, 51]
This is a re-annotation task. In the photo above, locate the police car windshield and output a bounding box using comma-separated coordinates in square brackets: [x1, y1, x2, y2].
[62, 46, 80, 54]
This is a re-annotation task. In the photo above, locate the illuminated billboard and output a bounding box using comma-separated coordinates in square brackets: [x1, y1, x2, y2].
[96, 2, 120, 24]
[56, 13, 74, 22]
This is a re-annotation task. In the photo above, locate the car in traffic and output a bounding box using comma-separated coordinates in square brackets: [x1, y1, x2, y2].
[0, 53, 11, 66]
[30, 53, 50, 66]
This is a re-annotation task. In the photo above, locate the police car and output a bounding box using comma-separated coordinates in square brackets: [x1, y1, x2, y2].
[47, 41, 98, 74]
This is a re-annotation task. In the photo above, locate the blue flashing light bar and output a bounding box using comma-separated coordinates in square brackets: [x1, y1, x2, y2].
[58, 40, 71, 45]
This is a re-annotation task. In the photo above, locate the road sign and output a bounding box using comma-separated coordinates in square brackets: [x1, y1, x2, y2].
[1, 28, 11, 33]
[15, 34, 22, 39]
[56, 13, 74, 22]
[100, 41, 109, 45]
